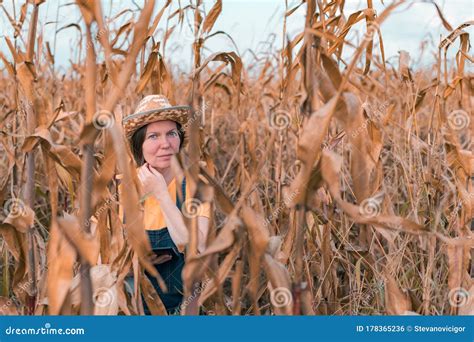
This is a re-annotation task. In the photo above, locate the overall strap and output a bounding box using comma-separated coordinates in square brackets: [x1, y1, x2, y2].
[175, 177, 187, 210]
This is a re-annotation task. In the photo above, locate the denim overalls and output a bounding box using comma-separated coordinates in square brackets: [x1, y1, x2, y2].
[125, 178, 186, 315]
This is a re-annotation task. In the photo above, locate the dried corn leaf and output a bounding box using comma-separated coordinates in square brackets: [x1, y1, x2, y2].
[384, 274, 412, 315]
[57, 213, 99, 265]
[47, 221, 77, 315]
[202, 0, 222, 34]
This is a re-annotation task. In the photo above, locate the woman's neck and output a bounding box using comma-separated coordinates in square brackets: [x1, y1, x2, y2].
[153, 166, 174, 185]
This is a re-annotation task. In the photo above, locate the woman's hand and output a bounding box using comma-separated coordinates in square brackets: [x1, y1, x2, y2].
[138, 163, 169, 200]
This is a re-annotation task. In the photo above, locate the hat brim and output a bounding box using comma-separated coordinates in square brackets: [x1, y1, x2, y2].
[123, 105, 191, 139]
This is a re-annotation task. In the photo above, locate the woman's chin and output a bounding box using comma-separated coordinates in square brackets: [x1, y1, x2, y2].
[148, 161, 170, 170]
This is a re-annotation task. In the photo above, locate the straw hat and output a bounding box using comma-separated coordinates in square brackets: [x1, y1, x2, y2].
[122, 94, 191, 139]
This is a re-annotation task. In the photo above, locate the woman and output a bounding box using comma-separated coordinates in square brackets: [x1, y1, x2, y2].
[122, 94, 210, 315]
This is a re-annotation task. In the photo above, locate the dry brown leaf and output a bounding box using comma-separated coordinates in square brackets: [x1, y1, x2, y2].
[140, 273, 168, 316]
[240, 205, 270, 312]
[57, 213, 99, 265]
[458, 283, 474, 315]
[70, 265, 119, 315]
[16, 62, 36, 102]
[288, 96, 339, 206]
[135, 43, 159, 93]
[384, 274, 412, 315]
[3, 202, 34, 233]
[0, 224, 23, 261]
[47, 220, 77, 315]
[262, 253, 292, 315]
[320, 150, 427, 233]
[446, 244, 468, 297]
[202, 0, 222, 34]
[199, 242, 241, 305]
[198, 215, 241, 258]
[22, 127, 83, 178]
[0, 297, 19, 315]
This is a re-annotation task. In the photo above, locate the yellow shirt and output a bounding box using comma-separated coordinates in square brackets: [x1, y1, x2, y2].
[143, 177, 211, 230]
[119, 175, 211, 230]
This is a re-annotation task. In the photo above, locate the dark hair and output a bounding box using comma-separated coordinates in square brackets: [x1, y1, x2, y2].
[130, 122, 185, 166]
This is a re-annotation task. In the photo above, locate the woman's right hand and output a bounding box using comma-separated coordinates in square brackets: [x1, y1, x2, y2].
[137, 163, 169, 200]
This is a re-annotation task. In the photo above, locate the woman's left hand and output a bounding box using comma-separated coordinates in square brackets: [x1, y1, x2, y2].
[138, 163, 169, 200]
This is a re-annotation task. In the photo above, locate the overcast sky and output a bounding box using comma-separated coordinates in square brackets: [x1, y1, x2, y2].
[0, 0, 473, 73]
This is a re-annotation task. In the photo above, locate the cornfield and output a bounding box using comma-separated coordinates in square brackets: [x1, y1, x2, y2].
[0, 0, 472, 316]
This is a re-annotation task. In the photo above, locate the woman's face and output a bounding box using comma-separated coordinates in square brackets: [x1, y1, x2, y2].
[142, 120, 181, 170]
